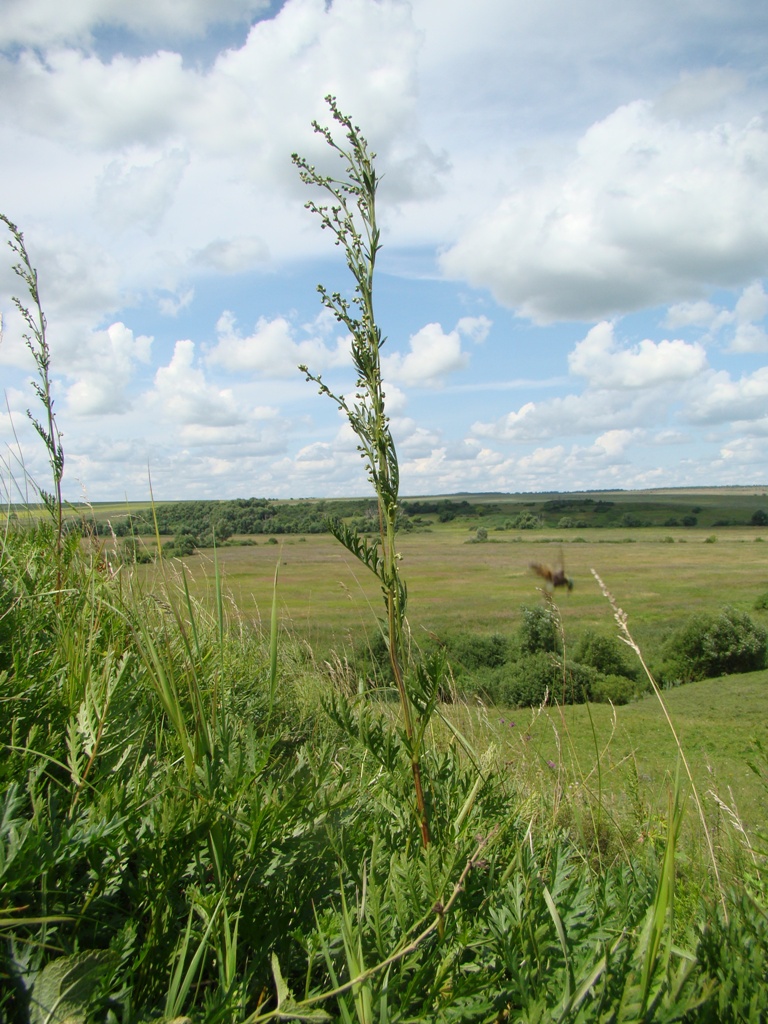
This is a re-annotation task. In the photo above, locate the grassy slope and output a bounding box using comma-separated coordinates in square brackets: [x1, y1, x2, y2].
[3, 520, 767, 1020]
[150, 526, 768, 833]
[459, 671, 768, 831]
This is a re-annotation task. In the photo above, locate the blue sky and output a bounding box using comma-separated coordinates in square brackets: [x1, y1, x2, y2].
[2, 0, 768, 501]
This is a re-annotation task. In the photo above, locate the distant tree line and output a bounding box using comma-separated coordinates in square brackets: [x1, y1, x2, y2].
[68, 495, 768, 554]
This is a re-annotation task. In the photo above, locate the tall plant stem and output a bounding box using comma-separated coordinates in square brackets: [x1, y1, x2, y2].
[293, 97, 430, 846]
[1, 214, 65, 558]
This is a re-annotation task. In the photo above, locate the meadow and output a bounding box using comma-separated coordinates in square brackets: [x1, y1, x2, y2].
[170, 520, 768, 651]
[3, 115, 768, 1022]
[135, 520, 767, 826]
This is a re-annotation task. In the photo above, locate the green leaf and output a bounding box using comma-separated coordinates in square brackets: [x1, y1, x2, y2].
[29, 950, 115, 1024]
[271, 954, 332, 1021]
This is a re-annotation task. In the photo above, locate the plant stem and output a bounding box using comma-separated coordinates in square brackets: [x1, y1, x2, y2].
[293, 97, 430, 846]
[1, 214, 65, 558]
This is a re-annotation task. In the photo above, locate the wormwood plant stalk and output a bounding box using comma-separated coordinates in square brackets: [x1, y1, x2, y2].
[292, 98, 431, 847]
[1, 215, 65, 556]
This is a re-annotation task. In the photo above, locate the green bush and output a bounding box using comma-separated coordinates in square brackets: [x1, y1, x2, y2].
[471, 653, 595, 707]
[440, 631, 510, 671]
[168, 532, 197, 557]
[590, 673, 647, 705]
[573, 629, 636, 679]
[518, 604, 560, 655]
[660, 606, 768, 683]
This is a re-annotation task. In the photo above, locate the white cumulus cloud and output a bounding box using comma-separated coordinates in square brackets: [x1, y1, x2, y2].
[150, 338, 244, 426]
[383, 316, 490, 387]
[441, 102, 768, 322]
[63, 322, 153, 416]
[568, 321, 707, 388]
[207, 311, 352, 378]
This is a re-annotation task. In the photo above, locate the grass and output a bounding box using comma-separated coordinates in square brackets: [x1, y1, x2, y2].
[148, 526, 768, 835]
[7, 519, 766, 1021]
[456, 672, 768, 832]
[154, 526, 768, 657]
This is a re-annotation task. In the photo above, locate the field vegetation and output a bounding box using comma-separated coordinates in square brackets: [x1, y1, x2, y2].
[2, 107, 768, 1022]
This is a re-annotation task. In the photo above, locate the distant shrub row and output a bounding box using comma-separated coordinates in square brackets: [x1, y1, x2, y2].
[62, 497, 768, 545]
[354, 602, 768, 708]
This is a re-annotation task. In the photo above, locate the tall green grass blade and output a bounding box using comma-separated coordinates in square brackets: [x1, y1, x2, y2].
[267, 558, 279, 726]
[165, 898, 222, 1019]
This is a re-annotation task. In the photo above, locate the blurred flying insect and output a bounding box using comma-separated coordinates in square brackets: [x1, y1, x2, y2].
[530, 557, 574, 592]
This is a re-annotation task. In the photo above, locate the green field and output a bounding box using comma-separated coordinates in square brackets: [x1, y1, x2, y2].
[152, 523, 768, 656]
[126, 510, 768, 833]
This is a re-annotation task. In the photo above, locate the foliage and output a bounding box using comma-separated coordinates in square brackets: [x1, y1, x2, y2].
[590, 672, 647, 705]
[518, 603, 561, 655]
[573, 628, 636, 679]
[506, 511, 542, 529]
[660, 605, 767, 683]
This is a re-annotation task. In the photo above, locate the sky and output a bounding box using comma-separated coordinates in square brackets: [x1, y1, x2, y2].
[1, 0, 768, 502]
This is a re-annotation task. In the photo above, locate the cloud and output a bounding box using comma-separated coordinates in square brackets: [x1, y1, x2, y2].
[717, 435, 767, 467]
[383, 316, 490, 387]
[441, 102, 768, 322]
[96, 149, 189, 232]
[471, 390, 659, 442]
[666, 281, 768, 351]
[568, 321, 707, 388]
[207, 311, 352, 378]
[391, 417, 441, 457]
[0, 0, 432, 198]
[63, 321, 153, 415]
[0, 49, 201, 149]
[592, 428, 635, 456]
[664, 299, 723, 330]
[472, 320, 710, 443]
[731, 282, 768, 352]
[150, 338, 244, 426]
[653, 68, 747, 122]
[686, 365, 768, 425]
[193, 237, 270, 273]
[0, 0, 270, 48]
[158, 288, 194, 317]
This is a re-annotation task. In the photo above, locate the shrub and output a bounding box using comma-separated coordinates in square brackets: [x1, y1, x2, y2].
[518, 604, 560, 655]
[573, 629, 635, 679]
[660, 606, 767, 683]
[166, 532, 197, 557]
[500, 651, 557, 707]
[440, 631, 510, 671]
[514, 511, 542, 529]
[591, 673, 648, 705]
[469, 653, 595, 707]
[621, 512, 642, 527]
